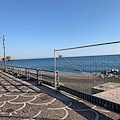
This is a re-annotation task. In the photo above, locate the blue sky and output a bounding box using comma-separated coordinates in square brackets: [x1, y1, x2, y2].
[0, 0, 120, 59]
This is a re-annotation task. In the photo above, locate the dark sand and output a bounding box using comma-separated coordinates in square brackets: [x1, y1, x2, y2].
[41, 72, 120, 94]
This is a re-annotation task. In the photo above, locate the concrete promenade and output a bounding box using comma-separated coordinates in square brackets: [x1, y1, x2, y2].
[92, 82, 120, 104]
[0, 70, 120, 120]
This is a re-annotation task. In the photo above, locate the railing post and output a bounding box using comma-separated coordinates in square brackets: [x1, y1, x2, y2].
[8, 66, 10, 73]
[2, 65, 3, 71]
[26, 67, 27, 80]
[1, 65, 4, 71]
[54, 49, 57, 90]
[26, 67, 30, 81]
[4, 65, 6, 72]
[54, 71, 57, 90]
[12, 66, 15, 75]
[14, 66, 17, 75]
[0, 64, 1, 71]
[16, 66, 19, 77]
[7, 65, 9, 73]
[18, 66, 21, 77]
[37, 68, 42, 86]
[28, 68, 30, 80]
[9, 66, 11, 74]
[1, 65, 3, 71]
[56, 70, 59, 90]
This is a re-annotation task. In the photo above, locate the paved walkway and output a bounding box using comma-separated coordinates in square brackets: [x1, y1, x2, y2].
[0, 71, 120, 120]
[94, 87, 120, 104]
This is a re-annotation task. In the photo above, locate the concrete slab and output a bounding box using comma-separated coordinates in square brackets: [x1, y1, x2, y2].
[92, 82, 120, 94]
[94, 87, 120, 104]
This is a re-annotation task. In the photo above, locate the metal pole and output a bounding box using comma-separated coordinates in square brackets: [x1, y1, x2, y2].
[55, 41, 120, 51]
[56, 70, 59, 89]
[54, 49, 57, 90]
[26, 67, 30, 81]
[37, 68, 42, 86]
[3, 35, 6, 70]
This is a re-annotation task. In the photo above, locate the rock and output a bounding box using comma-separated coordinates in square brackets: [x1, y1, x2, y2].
[111, 69, 115, 72]
[115, 69, 119, 72]
[107, 74, 113, 77]
[100, 74, 104, 78]
[101, 69, 120, 78]
[95, 74, 99, 76]
[102, 71, 108, 75]
[114, 75, 118, 78]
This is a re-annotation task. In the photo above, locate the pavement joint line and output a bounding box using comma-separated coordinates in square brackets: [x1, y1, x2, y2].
[0, 102, 6, 107]
[28, 98, 56, 106]
[28, 110, 42, 119]
[48, 101, 72, 110]
[0, 76, 24, 93]
[59, 108, 69, 120]
[15, 103, 26, 112]
[0, 81, 10, 92]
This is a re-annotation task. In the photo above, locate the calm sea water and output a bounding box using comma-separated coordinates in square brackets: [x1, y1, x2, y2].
[0, 55, 120, 74]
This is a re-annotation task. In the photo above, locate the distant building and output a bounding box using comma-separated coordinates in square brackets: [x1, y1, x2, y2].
[6, 56, 12, 61]
[59, 55, 62, 58]
[0, 56, 14, 62]
[0, 56, 3, 61]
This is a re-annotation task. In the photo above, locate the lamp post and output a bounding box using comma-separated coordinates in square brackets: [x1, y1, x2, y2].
[0, 35, 6, 71]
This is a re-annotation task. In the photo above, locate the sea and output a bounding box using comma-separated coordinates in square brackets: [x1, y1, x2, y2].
[0, 54, 120, 74]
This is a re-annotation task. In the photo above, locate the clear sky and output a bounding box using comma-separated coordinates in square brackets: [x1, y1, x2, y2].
[0, 0, 120, 59]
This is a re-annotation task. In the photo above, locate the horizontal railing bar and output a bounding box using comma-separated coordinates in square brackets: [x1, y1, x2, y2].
[26, 67, 54, 72]
[55, 41, 120, 51]
[27, 67, 37, 70]
[41, 69, 54, 72]
[2, 65, 54, 73]
[5, 65, 25, 69]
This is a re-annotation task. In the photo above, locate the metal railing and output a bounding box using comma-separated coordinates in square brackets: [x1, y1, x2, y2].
[54, 41, 120, 113]
[0, 64, 59, 90]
